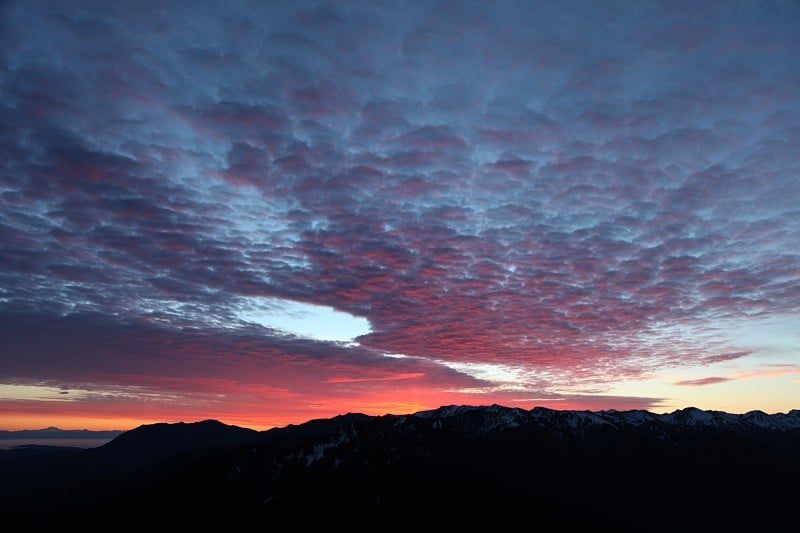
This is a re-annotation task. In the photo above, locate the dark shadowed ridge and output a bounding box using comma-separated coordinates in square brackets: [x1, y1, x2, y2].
[0, 418, 260, 529]
[2, 405, 799, 532]
[85, 418, 259, 473]
[256, 412, 371, 448]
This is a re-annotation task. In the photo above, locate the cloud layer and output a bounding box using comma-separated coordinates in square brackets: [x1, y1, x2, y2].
[2, 0, 799, 427]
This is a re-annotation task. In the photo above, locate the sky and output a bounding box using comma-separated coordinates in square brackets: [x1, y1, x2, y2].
[1, 0, 799, 431]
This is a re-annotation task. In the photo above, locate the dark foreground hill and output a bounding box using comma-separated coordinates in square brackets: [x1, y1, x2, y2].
[2, 405, 799, 531]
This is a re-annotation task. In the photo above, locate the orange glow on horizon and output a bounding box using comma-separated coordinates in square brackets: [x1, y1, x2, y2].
[0, 389, 660, 432]
[3, 369, 797, 431]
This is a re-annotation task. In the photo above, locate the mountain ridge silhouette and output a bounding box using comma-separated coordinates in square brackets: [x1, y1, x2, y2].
[2, 404, 798, 531]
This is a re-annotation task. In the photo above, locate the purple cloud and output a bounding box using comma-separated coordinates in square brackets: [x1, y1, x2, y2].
[674, 377, 732, 387]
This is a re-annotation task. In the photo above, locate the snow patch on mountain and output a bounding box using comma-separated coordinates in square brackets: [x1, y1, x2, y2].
[299, 428, 353, 467]
[410, 404, 800, 437]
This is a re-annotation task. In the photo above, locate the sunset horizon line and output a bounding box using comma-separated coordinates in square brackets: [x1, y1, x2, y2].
[5, 402, 799, 434]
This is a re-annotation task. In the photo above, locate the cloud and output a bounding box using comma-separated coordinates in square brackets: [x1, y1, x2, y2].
[323, 373, 426, 384]
[1, 0, 799, 424]
[674, 377, 732, 387]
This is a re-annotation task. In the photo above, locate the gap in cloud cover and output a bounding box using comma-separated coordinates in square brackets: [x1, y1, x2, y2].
[235, 296, 372, 343]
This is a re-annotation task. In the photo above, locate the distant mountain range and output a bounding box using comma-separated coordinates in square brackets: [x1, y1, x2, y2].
[0, 427, 123, 440]
[2, 405, 799, 531]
